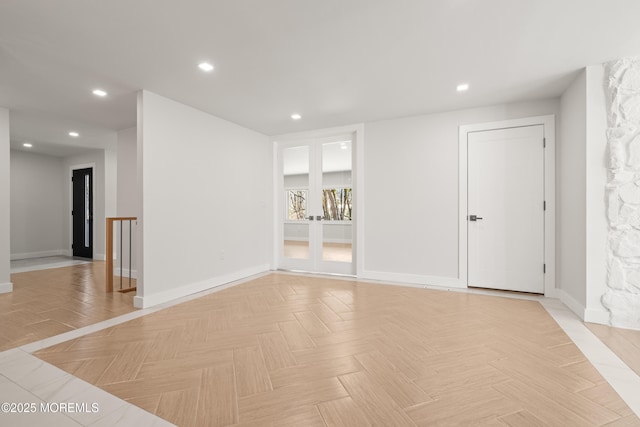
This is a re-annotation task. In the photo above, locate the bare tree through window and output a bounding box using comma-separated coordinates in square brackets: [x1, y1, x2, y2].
[322, 188, 352, 220]
[287, 190, 307, 220]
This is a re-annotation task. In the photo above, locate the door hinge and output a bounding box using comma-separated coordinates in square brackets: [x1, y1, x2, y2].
[543, 137, 546, 148]
[543, 263, 546, 274]
[72, 210, 74, 215]
[71, 244, 74, 249]
[543, 201, 546, 211]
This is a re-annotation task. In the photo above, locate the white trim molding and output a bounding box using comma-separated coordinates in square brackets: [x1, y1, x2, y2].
[360, 270, 464, 289]
[0, 282, 12, 294]
[133, 264, 270, 308]
[459, 115, 556, 296]
[10, 250, 70, 261]
[558, 289, 586, 320]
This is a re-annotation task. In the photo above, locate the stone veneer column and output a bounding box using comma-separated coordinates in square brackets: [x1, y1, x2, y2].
[603, 55, 640, 330]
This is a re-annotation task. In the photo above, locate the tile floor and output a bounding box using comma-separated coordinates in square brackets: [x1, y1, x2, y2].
[0, 271, 638, 426]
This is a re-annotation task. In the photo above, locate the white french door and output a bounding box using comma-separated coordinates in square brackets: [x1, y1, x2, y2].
[467, 125, 545, 293]
[278, 136, 354, 275]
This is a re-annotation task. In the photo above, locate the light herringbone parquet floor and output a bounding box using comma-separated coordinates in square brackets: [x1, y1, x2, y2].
[0, 262, 136, 351]
[35, 273, 639, 426]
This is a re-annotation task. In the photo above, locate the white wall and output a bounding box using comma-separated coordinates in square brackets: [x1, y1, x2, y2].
[10, 150, 66, 259]
[554, 65, 609, 324]
[115, 127, 138, 275]
[136, 91, 272, 307]
[584, 64, 608, 324]
[105, 149, 117, 221]
[117, 127, 138, 216]
[0, 108, 11, 293]
[362, 99, 561, 284]
[558, 70, 587, 309]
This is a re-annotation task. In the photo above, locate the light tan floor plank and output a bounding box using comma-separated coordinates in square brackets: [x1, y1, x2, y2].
[195, 363, 238, 427]
[156, 387, 199, 427]
[355, 350, 433, 408]
[339, 371, 417, 427]
[233, 346, 273, 397]
[493, 380, 600, 427]
[407, 387, 521, 426]
[278, 320, 316, 351]
[318, 397, 372, 427]
[231, 405, 326, 427]
[294, 311, 332, 336]
[269, 355, 362, 389]
[238, 378, 348, 422]
[257, 331, 297, 371]
[491, 360, 620, 425]
[136, 348, 233, 380]
[498, 410, 547, 427]
[96, 341, 153, 385]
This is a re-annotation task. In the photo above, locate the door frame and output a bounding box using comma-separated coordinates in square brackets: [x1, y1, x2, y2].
[272, 124, 364, 276]
[459, 115, 556, 297]
[69, 163, 96, 259]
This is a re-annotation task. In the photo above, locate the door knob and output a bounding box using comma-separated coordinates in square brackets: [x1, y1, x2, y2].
[315, 216, 322, 221]
[469, 215, 483, 221]
[308, 216, 314, 221]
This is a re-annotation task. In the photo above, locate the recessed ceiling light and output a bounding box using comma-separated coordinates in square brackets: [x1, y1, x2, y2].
[69, 131, 79, 137]
[198, 62, 214, 72]
[23, 142, 33, 148]
[291, 113, 302, 120]
[340, 145, 348, 150]
[456, 83, 469, 92]
[92, 89, 107, 97]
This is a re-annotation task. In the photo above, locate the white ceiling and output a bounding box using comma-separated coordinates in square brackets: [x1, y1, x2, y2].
[1, 1, 640, 155]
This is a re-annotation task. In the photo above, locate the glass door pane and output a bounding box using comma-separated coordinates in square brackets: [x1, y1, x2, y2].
[283, 146, 310, 260]
[321, 140, 352, 263]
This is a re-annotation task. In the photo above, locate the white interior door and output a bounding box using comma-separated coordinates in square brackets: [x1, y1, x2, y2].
[468, 125, 544, 293]
[279, 137, 354, 275]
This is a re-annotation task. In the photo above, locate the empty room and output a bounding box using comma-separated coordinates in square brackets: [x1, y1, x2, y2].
[1, 1, 640, 426]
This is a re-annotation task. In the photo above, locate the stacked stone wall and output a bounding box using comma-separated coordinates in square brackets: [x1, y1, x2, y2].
[604, 56, 640, 329]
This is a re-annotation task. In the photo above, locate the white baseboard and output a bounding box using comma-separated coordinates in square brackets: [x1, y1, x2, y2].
[113, 267, 138, 279]
[94, 253, 106, 261]
[284, 238, 351, 244]
[322, 239, 352, 244]
[0, 282, 13, 294]
[10, 250, 69, 261]
[557, 290, 610, 326]
[359, 270, 465, 289]
[557, 289, 587, 321]
[544, 286, 560, 299]
[134, 264, 271, 309]
[584, 307, 611, 325]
